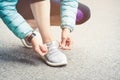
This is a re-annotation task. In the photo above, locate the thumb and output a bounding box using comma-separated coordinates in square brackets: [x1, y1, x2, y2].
[35, 47, 44, 56]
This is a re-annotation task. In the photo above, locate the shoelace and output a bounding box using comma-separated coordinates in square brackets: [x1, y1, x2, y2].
[46, 46, 60, 57]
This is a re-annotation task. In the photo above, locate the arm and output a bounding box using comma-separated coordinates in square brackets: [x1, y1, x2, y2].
[0, 0, 47, 56]
[0, 0, 33, 39]
[60, 0, 78, 32]
[59, 0, 78, 50]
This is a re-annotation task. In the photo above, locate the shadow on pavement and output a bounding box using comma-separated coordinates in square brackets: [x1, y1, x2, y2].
[0, 47, 44, 66]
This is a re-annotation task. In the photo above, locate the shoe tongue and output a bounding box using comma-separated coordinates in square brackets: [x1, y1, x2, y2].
[45, 41, 56, 47]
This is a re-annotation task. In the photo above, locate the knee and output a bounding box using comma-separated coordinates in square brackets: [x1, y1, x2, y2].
[76, 2, 91, 24]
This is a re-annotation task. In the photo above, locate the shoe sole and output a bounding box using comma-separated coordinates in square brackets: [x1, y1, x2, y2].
[41, 56, 67, 67]
[21, 39, 32, 49]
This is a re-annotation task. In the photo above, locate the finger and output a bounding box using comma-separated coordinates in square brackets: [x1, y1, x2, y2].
[67, 39, 72, 49]
[63, 40, 72, 50]
[59, 37, 66, 48]
[40, 44, 48, 55]
[34, 47, 44, 56]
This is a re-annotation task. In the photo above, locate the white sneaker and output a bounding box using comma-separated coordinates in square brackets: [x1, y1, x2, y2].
[41, 41, 67, 67]
[21, 38, 32, 48]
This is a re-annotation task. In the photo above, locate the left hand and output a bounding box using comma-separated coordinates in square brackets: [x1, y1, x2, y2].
[59, 28, 72, 50]
[31, 37, 48, 56]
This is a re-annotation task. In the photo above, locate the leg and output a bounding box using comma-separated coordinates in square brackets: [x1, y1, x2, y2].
[30, 0, 67, 66]
[50, 0, 91, 25]
[30, 0, 53, 43]
[16, 0, 37, 29]
[50, 0, 61, 26]
[76, 2, 91, 24]
[16, 0, 61, 27]
[0, 0, 48, 56]
[17, 0, 91, 27]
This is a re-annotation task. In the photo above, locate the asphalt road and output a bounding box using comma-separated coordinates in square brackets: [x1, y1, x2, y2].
[0, 0, 120, 80]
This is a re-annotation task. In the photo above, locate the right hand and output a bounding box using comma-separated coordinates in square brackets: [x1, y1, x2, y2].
[31, 36, 48, 56]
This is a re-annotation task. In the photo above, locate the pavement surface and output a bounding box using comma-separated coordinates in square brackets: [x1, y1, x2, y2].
[0, 0, 120, 80]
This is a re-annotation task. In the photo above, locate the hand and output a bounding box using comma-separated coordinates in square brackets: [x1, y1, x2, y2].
[31, 36, 48, 56]
[59, 28, 72, 50]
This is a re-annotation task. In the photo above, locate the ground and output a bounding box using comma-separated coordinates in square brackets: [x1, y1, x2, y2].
[0, 0, 120, 80]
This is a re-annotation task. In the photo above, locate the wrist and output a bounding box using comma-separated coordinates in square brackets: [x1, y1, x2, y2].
[25, 32, 36, 43]
[62, 28, 71, 33]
